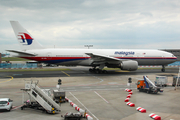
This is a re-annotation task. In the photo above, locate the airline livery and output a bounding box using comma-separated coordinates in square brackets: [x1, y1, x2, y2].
[8, 21, 177, 73]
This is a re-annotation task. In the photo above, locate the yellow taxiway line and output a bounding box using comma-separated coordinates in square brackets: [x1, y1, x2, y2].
[0, 76, 13, 83]
[61, 71, 70, 77]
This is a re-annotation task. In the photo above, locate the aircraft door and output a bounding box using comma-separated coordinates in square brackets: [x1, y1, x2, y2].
[47, 52, 52, 60]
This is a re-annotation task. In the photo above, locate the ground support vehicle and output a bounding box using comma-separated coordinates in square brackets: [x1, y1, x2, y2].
[53, 90, 66, 103]
[137, 76, 163, 94]
[155, 76, 168, 87]
[63, 112, 83, 120]
[21, 80, 61, 114]
[0, 98, 13, 111]
[21, 101, 46, 112]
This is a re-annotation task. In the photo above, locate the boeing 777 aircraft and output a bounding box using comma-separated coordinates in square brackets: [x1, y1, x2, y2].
[7, 21, 177, 73]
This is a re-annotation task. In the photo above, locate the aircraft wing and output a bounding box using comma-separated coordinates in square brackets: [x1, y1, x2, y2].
[6, 50, 36, 56]
[85, 53, 122, 65]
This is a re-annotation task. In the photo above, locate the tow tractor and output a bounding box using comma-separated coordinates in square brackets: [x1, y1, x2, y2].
[137, 76, 163, 94]
[62, 112, 83, 120]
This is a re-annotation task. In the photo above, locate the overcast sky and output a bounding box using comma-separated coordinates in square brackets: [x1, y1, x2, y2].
[1, 0, 180, 53]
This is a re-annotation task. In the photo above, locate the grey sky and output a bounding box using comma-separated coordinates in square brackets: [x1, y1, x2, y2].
[0, 0, 180, 53]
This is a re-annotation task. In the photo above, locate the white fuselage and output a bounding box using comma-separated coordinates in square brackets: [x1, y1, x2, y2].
[20, 48, 177, 66]
[9, 21, 177, 71]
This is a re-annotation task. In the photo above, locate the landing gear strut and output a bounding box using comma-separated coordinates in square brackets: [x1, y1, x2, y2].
[161, 65, 165, 72]
[89, 67, 107, 74]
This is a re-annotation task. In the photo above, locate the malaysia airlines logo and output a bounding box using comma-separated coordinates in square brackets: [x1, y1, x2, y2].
[115, 51, 135, 56]
[18, 33, 33, 45]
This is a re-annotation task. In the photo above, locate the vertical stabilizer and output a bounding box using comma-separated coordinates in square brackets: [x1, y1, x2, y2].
[10, 21, 44, 50]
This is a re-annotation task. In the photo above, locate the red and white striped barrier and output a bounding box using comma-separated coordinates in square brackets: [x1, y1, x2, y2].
[136, 107, 146, 113]
[126, 102, 135, 107]
[85, 113, 93, 120]
[75, 106, 85, 113]
[66, 97, 93, 119]
[124, 98, 129, 102]
[125, 88, 132, 92]
[149, 113, 161, 120]
[139, 65, 180, 68]
[129, 91, 133, 95]
[65, 97, 69, 102]
[127, 94, 131, 98]
[70, 102, 78, 108]
[149, 113, 156, 118]
[65, 97, 72, 103]
[70, 102, 74, 106]
[66, 97, 87, 116]
[12, 105, 24, 110]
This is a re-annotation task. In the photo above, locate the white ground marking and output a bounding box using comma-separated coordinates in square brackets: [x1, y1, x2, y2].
[94, 91, 109, 104]
[69, 92, 99, 120]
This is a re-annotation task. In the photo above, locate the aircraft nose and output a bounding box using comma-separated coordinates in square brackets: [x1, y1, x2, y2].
[174, 55, 178, 61]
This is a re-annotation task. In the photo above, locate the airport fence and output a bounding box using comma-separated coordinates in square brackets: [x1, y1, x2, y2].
[0, 63, 38, 69]
[0, 61, 180, 69]
[168, 61, 180, 66]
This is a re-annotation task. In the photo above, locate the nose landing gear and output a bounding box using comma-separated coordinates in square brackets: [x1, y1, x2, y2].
[161, 65, 165, 72]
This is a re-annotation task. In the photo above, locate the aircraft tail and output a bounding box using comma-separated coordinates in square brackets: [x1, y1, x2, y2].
[10, 21, 44, 50]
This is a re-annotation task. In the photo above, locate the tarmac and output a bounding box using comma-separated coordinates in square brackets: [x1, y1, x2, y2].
[0, 70, 180, 120]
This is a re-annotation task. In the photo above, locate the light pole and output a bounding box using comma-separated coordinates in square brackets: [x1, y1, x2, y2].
[175, 67, 180, 90]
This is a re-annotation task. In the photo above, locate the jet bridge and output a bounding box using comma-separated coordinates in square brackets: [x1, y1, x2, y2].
[21, 80, 60, 113]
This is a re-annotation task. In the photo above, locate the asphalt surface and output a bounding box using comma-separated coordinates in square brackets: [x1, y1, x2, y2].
[0, 67, 180, 120]
[0, 67, 179, 78]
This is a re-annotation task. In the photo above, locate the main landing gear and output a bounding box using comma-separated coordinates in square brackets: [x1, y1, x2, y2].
[161, 65, 165, 72]
[89, 68, 107, 74]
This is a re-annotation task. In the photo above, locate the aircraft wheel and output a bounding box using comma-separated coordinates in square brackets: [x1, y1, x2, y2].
[94, 69, 98, 73]
[95, 69, 100, 74]
[161, 68, 165, 72]
[154, 91, 158, 94]
[102, 70, 106, 73]
[89, 68, 93, 72]
[147, 90, 149, 94]
[161, 65, 165, 72]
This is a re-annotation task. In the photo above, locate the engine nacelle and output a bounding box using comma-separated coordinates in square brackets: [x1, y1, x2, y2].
[120, 60, 138, 71]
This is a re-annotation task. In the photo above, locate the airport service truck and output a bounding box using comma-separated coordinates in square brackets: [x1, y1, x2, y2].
[137, 76, 163, 94]
[155, 76, 168, 87]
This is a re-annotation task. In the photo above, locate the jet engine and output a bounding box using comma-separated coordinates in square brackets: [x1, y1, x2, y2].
[120, 60, 138, 71]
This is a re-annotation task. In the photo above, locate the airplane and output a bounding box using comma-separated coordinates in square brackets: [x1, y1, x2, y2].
[7, 21, 177, 73]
